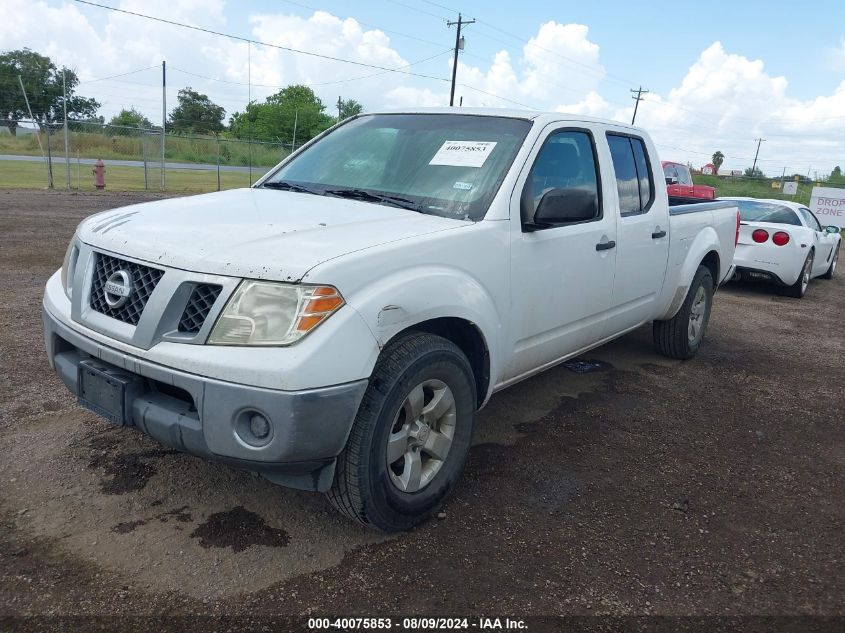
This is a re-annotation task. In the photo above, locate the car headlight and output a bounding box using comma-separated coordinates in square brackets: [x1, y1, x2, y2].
[60, 238, 79, 299]
[208, 281, 344, 346]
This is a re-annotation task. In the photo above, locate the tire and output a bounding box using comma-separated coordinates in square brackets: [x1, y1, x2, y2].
[820, 245, 839, 280]
[785, 250, 814, 298]
[328, 332, 476, 532]
[653, 265, 714, 360]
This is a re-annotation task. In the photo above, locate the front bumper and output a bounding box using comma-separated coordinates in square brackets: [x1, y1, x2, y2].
[43, 305, 368, 492]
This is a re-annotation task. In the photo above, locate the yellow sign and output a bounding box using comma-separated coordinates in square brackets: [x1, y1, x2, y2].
[772, 181, 781, 189]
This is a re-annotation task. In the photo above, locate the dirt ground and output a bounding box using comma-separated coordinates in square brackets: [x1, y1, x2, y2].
[1, 190, 843, 629]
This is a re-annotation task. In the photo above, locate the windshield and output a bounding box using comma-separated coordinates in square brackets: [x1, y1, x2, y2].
[735, 200, 801, 226]
[262, 114, 532, 221]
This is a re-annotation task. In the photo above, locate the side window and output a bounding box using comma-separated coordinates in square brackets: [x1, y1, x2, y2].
[522, 130, 600, 225]
[631, 138, 654, 210]
[607, 134, 653, 216]
[800, 208, 822, 231]
[663, 163, 678, 182]
[677, 165, 693, 186]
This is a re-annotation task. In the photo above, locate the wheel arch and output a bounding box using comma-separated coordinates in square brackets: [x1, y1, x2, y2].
[384, 317, 490, 409]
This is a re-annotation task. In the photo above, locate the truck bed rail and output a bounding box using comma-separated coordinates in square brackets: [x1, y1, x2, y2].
[668, 197, 737, 215]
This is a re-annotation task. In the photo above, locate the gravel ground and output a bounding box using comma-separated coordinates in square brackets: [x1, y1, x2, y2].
[0, 190, 843, 630]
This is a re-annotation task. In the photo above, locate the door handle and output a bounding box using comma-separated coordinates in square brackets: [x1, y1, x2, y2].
[652, 230, 667, 239]
[595, 240, 616, 251]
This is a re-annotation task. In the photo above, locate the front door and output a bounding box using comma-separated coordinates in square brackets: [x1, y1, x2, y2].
[505, 126, 617, 382]
[799, 207, 837, 275]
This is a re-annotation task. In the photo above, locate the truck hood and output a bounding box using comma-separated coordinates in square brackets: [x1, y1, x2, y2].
[78, 188, 469, 281]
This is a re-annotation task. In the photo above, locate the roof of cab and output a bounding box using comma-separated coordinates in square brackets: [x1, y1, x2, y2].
[365, 107, 643, 131]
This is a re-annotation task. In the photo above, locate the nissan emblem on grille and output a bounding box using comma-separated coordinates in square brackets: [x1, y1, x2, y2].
[90, 253, 164, 326]
[103, 270, 133, 308]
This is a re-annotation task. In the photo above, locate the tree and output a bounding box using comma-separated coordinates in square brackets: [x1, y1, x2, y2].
[169, 87, 225, 135]
[829, 166, 844, 184]
[108, 107, 152, 130]
[0, 48, 100, 135]
[338, 98, 363, 120]
[744, 166, 764, 178]
[711, 151, 724, 175]
[229, 84, 334, 145]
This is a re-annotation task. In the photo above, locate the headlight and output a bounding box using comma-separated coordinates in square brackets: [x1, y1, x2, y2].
[60, 239, 79, 299]
[208, 281, 344, 346]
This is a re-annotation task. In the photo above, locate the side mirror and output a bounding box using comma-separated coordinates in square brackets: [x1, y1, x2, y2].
[825, 225, 841, 234]
[665, 177, 678, 186]
[532, 188, 597, 227]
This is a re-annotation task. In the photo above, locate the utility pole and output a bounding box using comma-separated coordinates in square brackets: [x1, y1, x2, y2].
[140, 124, 148, 191]
[751, 137, 765, 175]
[161, 60, 166, 191]
[337, 95, 343, 120]
[62, 70, 70, 190]
[630, 86, 649, 125]
[447, 13, 475, 107]
[45, 123, 54, 189]
[248, 42, 252, 185]
[18, 75, 48, 186]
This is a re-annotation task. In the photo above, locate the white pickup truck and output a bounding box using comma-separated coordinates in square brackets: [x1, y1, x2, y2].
[43, 109, 739, 531]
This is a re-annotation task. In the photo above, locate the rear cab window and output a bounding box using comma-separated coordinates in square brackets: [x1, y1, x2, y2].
[607, 133, 654, 216]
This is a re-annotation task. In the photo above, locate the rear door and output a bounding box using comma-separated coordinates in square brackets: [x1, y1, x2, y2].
[602, 132, 670, 336]
[505, 125, 617, 381]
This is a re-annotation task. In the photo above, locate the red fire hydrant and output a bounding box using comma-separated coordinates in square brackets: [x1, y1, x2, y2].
[92, 159, 106, 190]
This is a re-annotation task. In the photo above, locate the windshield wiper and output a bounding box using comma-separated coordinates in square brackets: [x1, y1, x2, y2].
[262, 181, 320, 195]
[323, 188, 421, 212]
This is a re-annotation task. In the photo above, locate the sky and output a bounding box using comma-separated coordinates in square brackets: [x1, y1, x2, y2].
[2, 0, 844, 176]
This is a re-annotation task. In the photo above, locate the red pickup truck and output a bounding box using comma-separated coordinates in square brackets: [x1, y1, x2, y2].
[662, 161, 715, 199]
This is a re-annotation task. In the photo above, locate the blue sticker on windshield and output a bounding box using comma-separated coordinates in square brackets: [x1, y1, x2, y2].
[453, 181, 473, 190]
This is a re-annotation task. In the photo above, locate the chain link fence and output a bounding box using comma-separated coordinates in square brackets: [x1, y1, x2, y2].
[0, 118, 306, 192]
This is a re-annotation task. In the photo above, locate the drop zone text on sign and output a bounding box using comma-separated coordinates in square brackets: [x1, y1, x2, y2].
[810, 186, 845, 229]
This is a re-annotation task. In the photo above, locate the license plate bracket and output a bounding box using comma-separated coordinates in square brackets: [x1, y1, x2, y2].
[77, 360, 146, 426]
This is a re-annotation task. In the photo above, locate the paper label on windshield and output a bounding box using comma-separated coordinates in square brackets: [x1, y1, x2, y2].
[429, 141, 497, 168]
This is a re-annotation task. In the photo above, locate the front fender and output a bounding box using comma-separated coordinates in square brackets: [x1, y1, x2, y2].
[346, 265, 501, 399]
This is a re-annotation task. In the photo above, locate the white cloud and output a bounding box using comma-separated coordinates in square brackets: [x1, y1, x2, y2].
[613, 43, 845, 175]
[826, 37, 845, 71]
[1, 3, 842, 174]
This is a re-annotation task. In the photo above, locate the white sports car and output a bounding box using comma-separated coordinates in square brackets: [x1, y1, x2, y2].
[726, 197, 841, 298]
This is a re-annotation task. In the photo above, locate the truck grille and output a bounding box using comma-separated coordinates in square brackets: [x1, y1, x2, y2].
[90, 253, 164, 325]
[178, 284, 222, 334]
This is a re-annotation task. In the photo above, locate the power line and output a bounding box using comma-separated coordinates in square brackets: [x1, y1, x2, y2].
[78, 65, 160, 85]
[171, 49, 453, 90]
[279, 0, 447, 49]
[421, 0, 633, 87]
[387, 0, 452, 21]
[71, 0, 451, 85]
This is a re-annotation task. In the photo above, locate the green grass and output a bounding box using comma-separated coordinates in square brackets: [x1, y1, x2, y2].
[693, 174, 817, 206]
[0, 159, 266, 193]
[0, 129, 288, 168]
